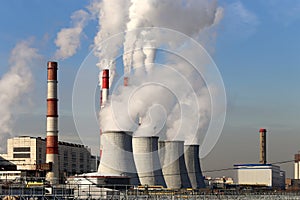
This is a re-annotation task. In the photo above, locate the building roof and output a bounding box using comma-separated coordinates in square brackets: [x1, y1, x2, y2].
[234, 163, 272, 167]
[11, 136, 88, 148]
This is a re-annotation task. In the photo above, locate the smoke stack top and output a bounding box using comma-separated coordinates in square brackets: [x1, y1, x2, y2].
[259, 128, 267, 133]
[101, 69, 109, 89]
[100, 69, 109, 109]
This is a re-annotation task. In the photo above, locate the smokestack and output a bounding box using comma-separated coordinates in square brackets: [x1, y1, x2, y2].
[294, 153, 300, 179]
[259, 128, 267, 164]
[46, 61, 59, 184]
[159, 141, 192, 189]
[100, 69, 109, 159]
[100, 69, 109, 108]
[132, 136, 166, 187]
[184, 145, 206, 189]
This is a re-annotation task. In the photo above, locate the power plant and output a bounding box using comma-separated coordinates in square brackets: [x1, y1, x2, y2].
[0, 61, 293, 198]
[95, 68, 206, 189]
[20, 62, 207, 189]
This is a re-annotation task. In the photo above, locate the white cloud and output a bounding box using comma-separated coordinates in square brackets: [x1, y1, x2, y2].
[54, 10, 90, 60]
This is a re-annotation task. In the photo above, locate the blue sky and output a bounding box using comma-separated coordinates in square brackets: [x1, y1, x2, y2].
[0, 0, 300, 178]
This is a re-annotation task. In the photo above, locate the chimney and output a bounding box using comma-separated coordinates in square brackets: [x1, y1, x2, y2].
[295, 154, 300, 179]
[100, 69, 109, 108]
[46, 61, 59, 184]
[99, 69, 109, 159]
[259, 128, 267, 164]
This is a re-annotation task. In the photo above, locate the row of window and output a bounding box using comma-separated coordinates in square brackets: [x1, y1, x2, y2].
[13, 147, 30, 152]
[13, 153, 30, 158]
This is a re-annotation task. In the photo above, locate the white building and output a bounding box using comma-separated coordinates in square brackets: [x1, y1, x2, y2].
[0, 136, 97, 180]
[234, 164, 285, 189]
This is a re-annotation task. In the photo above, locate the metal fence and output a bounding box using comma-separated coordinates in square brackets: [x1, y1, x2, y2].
[1, 184, 300, 199]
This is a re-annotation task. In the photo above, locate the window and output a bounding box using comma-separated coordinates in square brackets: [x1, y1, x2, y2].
[13, 153, 30, 158]
[79, 153, 84, 162]
[71, 152, 76, 162]
[64, 151, 68, 160]
[13, 147, 30, 152]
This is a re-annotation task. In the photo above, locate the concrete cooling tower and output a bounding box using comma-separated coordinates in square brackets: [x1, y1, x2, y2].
[132, 136, 166, 187]
[159, 141, 192, 189]
[184, 145, 206, 189]
[98, 131, 139, 185]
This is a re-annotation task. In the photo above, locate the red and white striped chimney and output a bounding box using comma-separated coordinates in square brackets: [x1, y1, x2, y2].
[101, 69, 109, 108]
[46, 61, 59, 184]
[100, 69, 109, 159]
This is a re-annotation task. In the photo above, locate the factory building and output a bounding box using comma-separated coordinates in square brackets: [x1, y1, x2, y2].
[234, 164, 285, 189]
[0, 136, 97, 182]
[233, 129, 286, 190]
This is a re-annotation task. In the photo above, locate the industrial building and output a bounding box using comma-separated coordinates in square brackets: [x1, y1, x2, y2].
[233, 128, 285, 190]
[0, 136, 97, 182]
[234, 164, 285, 189]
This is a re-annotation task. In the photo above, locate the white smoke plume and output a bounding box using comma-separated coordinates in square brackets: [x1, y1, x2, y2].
[97, 0, 224, 145]
[0, 40, 41, 152]
[123, 0, 223, 74]
[91, 0, 131, 85]
[54, 9, 90, 59]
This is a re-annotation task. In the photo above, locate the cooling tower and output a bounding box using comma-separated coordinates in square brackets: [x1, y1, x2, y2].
[98, 131, 139, 185]
[159, 141, 192, 189]
[132, 136, 166, 187]
[184, 145, 206, 189]
[46, 61, 59, 184]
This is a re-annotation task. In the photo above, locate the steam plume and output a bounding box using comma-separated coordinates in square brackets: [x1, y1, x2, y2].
[98, 0, 223, 145]
[0, 40, 41, 152]
[54, 9, 90, 59]
[91, 0, 131, 85]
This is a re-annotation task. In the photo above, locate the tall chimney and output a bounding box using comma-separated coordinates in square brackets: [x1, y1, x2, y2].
[100, 69, 109, 108]
[46, 61, 59, 184]
[259, 128, 267, 164]
[99, 69, 109, 159]
[294, 153, 300, 179]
